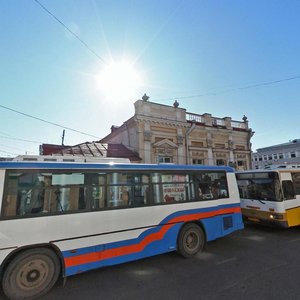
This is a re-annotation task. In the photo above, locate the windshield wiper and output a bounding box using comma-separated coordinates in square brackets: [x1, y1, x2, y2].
[257, 199, 266, 204]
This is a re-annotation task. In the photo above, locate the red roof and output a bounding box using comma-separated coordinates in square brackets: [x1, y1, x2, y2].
[40, 142, 141, 162]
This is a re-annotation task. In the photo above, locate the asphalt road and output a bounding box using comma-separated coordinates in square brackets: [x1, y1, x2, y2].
[2, 224, 300, 300]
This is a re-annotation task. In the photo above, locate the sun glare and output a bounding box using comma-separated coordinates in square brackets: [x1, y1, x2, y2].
[97, 61, 142, 103]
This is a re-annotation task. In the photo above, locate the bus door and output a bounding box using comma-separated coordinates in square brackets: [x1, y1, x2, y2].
[280, 172, 300, 226]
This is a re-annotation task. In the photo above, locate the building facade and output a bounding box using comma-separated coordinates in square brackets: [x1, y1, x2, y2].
[252, 139, 300, 169]
[101, 98, 254, 170]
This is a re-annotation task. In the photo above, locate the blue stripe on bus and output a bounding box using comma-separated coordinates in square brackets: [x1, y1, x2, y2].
[0, 162, 235, 172]
[62, 203, 240, 259]
[65, 223, 183, 275]
[61, 203, 243, 276]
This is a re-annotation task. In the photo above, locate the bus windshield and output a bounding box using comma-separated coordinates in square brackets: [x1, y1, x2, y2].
[236, 172, 282, 202]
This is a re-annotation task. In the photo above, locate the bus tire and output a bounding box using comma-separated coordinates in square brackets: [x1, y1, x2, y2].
[2, 248, 60, 300]
[177, 223, 205, 258]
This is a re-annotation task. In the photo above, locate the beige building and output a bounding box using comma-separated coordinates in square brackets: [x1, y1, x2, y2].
[101, 97, 254, 170]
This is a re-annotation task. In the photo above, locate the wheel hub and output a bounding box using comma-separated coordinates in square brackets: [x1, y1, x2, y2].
[26, 269, 41, 283]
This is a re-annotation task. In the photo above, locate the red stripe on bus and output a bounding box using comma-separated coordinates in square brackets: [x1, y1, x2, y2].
[64, 207, 241, 268]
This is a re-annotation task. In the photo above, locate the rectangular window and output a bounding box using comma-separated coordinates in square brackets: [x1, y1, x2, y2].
[191, 141, 204, 148]
[291, 152, 296, 158]
[151, 173, 190, 204]
[292, 173, 300, 195]
[273, 154, 278, 160]
[151, 171, 228, 204]
[158, 156, 173, 163]
[215, 143, 226, 149]
[236, 145, 245, 150]
[279, 153, 284, 159]
[2, 171, 153, 218]
[196, 172, 229, 200]
[216, 159, 226, 166]
[192, 159, 203, 165]
[106, 173, 149, 207]
[3, 171, 87, 218]
[236, 172, 281, 201]
[268, 155, 272, 160]
[1, 169, 230, 218]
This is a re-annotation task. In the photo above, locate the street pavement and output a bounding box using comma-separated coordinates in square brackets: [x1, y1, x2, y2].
[2, 223, 300, 300]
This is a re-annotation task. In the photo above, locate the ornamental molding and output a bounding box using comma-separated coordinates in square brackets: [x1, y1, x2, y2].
[144, 131, 152, 141]
[214, 152, 228, 158]
[212, 149, 229, 153]
[177, 135, 184, 145]
[153, 138, 179, 149]
[191, 151, 206, 157]
[135, 115, 189, 128]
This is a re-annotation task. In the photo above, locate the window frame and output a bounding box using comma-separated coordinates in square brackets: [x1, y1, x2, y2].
[1, 169, 230, 220]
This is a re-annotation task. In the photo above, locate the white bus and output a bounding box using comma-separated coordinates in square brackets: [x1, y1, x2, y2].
[236, 169, 300, 227]
[0, 159, 243, 299]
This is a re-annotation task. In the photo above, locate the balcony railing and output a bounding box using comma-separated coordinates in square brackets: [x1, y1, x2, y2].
[186, 113, 204, 123]
[186, 112, 248, 130]
[212, 118, 225, 127]
[231, 121, 247, 129]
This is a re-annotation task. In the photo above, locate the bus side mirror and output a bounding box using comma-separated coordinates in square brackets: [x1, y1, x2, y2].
[282, 180, 295, 199]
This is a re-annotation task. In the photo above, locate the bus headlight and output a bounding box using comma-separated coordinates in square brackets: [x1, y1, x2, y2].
[269, 214, 284, 220]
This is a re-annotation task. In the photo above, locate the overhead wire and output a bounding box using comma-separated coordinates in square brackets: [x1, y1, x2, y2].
[0, 149, 20, 156]
[33, 0, 146, 97]
[21, 0, 300, 158]
[33, 0, 300, 103]
[34, 0, 107, 65]
[154, 75, 300, 102]
[0, 135, 42, 144]
[0, 104, 101, 139]
[0, 143, 35, 154]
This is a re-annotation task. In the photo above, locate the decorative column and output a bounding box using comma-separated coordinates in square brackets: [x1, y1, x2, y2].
[143, 123, 152, 163]
[207, 134, 214, 165]
[228, 138, 235, 163]
[177, 130, 184, 164]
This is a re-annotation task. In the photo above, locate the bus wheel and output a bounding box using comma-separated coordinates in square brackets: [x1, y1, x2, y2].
[2, 248, 60, 300]
[177, 223, 205, 258]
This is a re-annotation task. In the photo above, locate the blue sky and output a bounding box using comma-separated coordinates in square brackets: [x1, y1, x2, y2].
[1, 0, 300, 157]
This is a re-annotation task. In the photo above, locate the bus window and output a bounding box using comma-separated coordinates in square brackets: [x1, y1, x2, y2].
[88, 173, 106, 209]
[4, 172, 46, 217]
[195, 172, 228, 200]
[3, 171, 87, 217]
[282, 180, 295, 200]
[131, 174, 149, 207]
[48, 173, 86, 212]
[236, 173, 281, 202]
[106, 173, 149, 208]
[151, 173, 190, 204]
[291, 173, 300, 195]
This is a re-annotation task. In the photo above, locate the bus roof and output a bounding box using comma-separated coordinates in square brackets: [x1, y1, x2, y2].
[0, 161, 235, 173]
[236, 168, 300, 174]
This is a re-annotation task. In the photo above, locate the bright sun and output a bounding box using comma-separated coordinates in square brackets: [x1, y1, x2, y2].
[97, 61, 142, 103]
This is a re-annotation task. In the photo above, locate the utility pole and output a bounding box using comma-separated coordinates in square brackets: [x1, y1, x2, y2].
[62, 130, 65, 146]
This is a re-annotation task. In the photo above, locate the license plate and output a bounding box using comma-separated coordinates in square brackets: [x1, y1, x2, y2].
[247, 217, 260, 222]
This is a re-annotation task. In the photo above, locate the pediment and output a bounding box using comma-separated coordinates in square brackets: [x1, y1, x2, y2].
[153, 139, 178, 149]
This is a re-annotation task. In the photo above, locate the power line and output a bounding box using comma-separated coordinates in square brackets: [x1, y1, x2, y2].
[33, 0, 107, 65]
[154, 75, 300, 102]
[0, 149, 20, 156]
[239, 75, 300, 90]
[0, 135, 42, 144]
[0, 104, 101, 139]
[0, 143, 36, 154]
